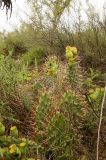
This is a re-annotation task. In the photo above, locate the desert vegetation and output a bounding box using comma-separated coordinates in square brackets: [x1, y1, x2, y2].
[0, 0, 106, 160]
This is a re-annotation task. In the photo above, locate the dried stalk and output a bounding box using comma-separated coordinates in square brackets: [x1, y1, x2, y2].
[96, 85, 106, 160]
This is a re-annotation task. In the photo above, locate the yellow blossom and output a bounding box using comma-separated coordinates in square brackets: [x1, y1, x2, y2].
[9, 144, 17, 154]
[70, 47, 77, 55]
[66, 46, 71, 52]
[19, 142, 26, 147]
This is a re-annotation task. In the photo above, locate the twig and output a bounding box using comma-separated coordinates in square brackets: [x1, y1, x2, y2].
[96, 85, 106, 160]
[85, 94, 99, 118]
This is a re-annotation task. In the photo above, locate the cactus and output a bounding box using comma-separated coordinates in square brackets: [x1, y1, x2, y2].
[0, 123, 37, 159]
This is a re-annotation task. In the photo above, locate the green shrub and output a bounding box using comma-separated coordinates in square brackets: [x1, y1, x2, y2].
[84, 68, 100, 88]
[4, 32, 27, 57]
[21, 47, 45, 66]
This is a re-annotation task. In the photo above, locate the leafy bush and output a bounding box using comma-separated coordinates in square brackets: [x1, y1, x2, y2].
[84, 68, 100, 88]
[4, 32, 27, 57]
[21, 47, 46, 66]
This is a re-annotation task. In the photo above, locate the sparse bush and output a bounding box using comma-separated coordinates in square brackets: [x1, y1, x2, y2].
[4, 32, 27, 57]
[21, 47, 46, 66]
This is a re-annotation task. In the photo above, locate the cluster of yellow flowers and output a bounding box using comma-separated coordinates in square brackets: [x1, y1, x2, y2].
[0, 123, 36, 159]
[1, 141, 35, 159]
[88, 87, 104, 101]
[45, 56, 59, 76]
[9, 144, 21, 155]
[65, 46, 77, 67]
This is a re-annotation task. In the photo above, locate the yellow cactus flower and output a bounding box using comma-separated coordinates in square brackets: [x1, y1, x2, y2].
[9, 144, 17, 154]
[66, 46, 71, 52]
[66, 50, 73, 59]
[10, 126, 18, 137]
[10, 148, 15, 154]
[45, 57, 59, 76]
[19, 142, 26, 147]
[70, 47, 77, 55]
[9, 144, 21, 157]
[65, 46, 77, 60]
[9, 144, 17, 149]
